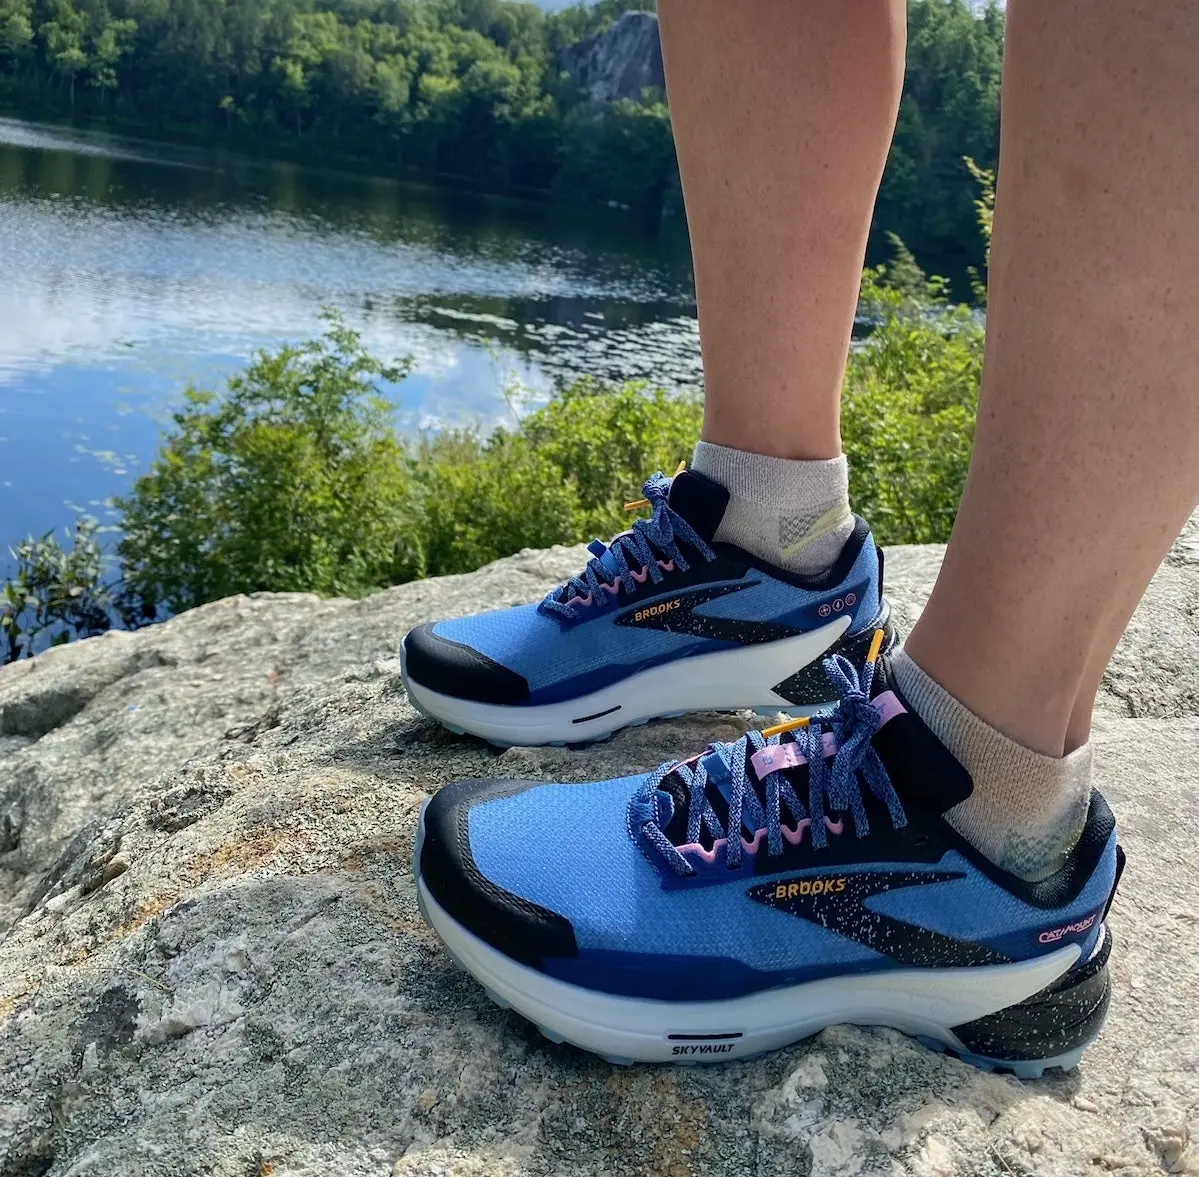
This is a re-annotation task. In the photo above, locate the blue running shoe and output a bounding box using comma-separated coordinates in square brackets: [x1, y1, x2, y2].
[414, 640, 1124, 1074]
[402, 468, 893, 746]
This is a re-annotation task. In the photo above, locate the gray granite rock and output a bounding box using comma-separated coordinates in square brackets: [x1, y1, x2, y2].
[559, 11, 665, 105]
[0, 531, 1196, 1177]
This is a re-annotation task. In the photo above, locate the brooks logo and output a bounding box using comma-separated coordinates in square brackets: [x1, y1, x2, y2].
[634, 600, 681, 623]
[774, 878, 847, 899]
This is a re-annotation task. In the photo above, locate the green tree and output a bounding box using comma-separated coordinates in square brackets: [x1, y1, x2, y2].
[39, 0, 89, 106]
[88, 15, 137, 100]
[371, 49, 416, 155]
[878, 0, 1003, 293]
[556, 98, 674, 218]
[0, 0, 34, 75]
[411, 68, 464, 169]
[964, 155, 995, 303]
[321, 19, 375, 136]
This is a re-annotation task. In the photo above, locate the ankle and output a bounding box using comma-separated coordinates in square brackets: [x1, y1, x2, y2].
[903, 614, 1082, 758]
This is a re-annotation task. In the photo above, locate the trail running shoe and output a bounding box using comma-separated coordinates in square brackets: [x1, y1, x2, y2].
[401, 468, 893, 746]
[415, 638, 1124, 1075]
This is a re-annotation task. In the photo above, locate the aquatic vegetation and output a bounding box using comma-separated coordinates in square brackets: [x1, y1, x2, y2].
[1, 517, 118, 663]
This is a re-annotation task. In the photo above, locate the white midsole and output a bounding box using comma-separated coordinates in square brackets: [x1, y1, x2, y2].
[416, 878, 1082, 1065]
[403, 617, 853, 744]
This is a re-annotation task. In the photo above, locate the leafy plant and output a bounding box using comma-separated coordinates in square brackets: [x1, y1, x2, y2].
[1, 517, 117, 663]
[846, 248, 984, 543]
[117, 313, 420, 614]
[413, 380, 703, 575]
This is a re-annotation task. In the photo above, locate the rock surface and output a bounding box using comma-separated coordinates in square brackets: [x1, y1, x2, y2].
[1, 529, 1197, 1177]
[559, 11, 665, 105]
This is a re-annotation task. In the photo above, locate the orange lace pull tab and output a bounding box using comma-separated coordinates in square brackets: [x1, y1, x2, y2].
[760, 715, 811, 739]
[866, 628, 886, 666]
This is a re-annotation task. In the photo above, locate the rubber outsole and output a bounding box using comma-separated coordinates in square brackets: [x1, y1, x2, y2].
[416, 876, 1099, 1076]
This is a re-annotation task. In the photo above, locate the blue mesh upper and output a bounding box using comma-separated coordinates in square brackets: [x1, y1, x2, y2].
[432, 531, 883, 703]
[470, 775, 875, 974]
[434, 603, 701, 698]
[466, 771, 1118, 1000]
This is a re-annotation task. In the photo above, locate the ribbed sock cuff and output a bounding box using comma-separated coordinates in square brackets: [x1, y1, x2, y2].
[692, 441, 848, 502]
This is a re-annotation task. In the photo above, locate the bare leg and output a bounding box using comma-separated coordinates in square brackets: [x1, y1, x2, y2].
[905, 0, 1199, 758]
[658, 0, 906, 462]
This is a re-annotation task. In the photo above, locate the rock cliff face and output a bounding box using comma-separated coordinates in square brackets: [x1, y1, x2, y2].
[560, 11, 665, 104]
[1, 524, 1197, 1177]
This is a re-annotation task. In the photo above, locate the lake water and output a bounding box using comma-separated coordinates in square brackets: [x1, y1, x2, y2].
[0, 116, 701, 567]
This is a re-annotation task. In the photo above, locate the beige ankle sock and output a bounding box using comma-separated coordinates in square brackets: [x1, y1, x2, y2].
[691, 441, 855, 576]
[890, 649, 1092, 882]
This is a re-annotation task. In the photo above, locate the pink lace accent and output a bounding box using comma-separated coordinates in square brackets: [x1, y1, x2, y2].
[674, 815, 844, 865]
[752, 733, 837, 778]
[749, 691, 906, 780]
[559, 557, 681, 611]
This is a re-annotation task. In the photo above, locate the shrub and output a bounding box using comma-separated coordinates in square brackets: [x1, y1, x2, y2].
[413, 381, 703, 576]
[519, 379, 703, 532]
[1, 518, 118, 663]
[844, 263, 984, 543]
[117, 313, 421, 614]
[412, 427, 587, 578]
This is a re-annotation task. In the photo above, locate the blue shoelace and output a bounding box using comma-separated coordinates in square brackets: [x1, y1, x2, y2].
[636, 653, 907, 877]
[540, 472, 715, 620]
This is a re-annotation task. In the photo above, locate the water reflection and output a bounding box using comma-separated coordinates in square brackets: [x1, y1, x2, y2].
[0, 116, 700, 553]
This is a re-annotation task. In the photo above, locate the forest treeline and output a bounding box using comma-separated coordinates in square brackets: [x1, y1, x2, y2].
[0, 0, 1004, 289]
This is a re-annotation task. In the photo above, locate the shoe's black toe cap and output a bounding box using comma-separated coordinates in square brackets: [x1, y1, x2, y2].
[403, 623, 530, 705]
[417, 778, 577, 966]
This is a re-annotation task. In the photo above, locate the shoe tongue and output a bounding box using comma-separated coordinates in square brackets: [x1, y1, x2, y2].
[586, 535, 631, 581]
[805, 652, 973, 814]
[657, 656, 976, 849]
[871, 709, 975, 815]
[667, 470, 730, 544]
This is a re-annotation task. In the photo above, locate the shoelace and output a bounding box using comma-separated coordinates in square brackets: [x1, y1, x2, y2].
[636, 642, 907, 877]
[539, 471, 715, 620]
